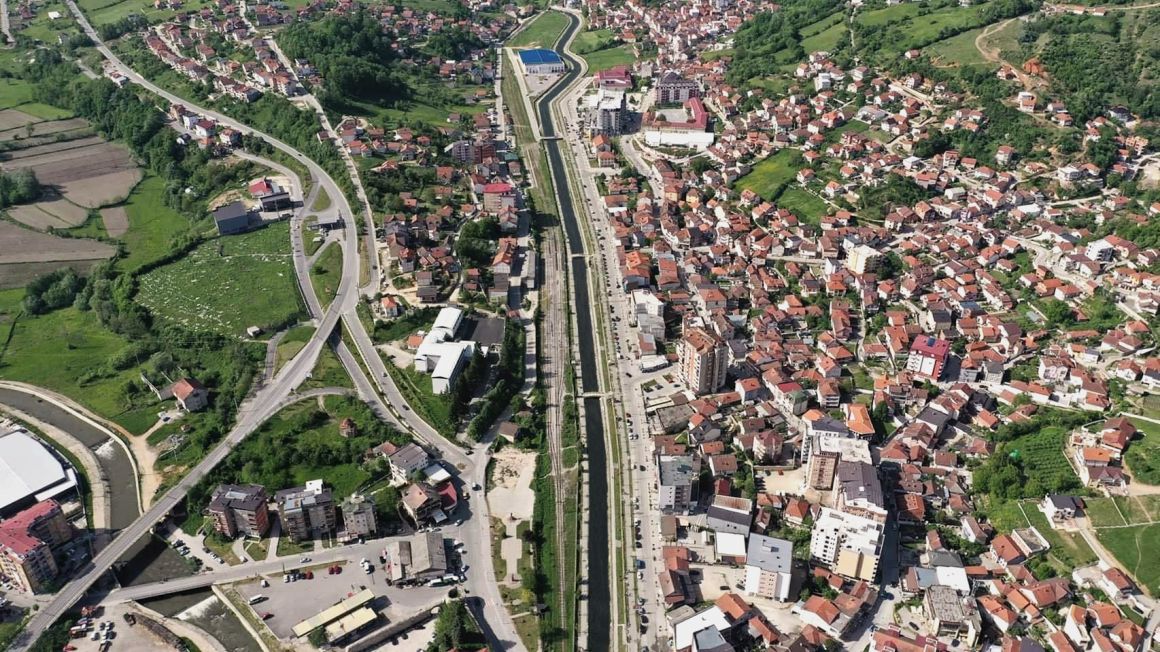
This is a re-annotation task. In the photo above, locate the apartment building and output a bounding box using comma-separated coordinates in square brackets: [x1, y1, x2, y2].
[906, 336, 951, 380]
[275, 480, 336, 542]
[680, 327, 728, 395]
[744, 535, 793, 601]
[208, 484, 270, 539]
[340, 493, 377, 539]
[0, 500, 70, 593]
[810, 507, 884, 582]
[658, 455, 697, 513]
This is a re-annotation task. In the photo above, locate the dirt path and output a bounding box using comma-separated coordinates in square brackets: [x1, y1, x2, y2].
[974, 18, 1044, 90]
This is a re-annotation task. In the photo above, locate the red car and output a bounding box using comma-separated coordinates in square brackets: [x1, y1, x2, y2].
[305, 571, 314, 580]
[261, 613, 275, 621]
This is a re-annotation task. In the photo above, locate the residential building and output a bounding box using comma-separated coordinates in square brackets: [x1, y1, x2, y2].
[275, 480, 336, 542]
[810, 507, 884, 581]
[658, 455, 696, 513]
[170, 378, 209, 412]
[848, 244, 882, 275]
[655, 71, 699, 104]
[207, 484, 270, 538]
[340, 493, 377, 539]
[834, 461, 887, 521]
[906, 336, 951, 380]
[590, 89, 627, 136]
[744, 535, 793, 601]
[705, 496, 753, 535]
[401, 482, 444, 524]
[680, 327, 728, 395]
[0, 500, 71, 593]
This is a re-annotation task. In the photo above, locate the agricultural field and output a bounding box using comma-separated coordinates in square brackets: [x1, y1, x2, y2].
[0, 222, 114, 289]
[2, 132, 142, 209]
[734, 148, 804, 200]
[508, 10, 569, 49]
[136, 222, 305, 336]
[855, 3, 990, 58]
[1005, 424, 1079, 493]
[1124, 418, 1160, 485]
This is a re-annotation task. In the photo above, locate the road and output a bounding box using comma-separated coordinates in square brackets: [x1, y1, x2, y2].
[535, 11, 614, 651]
[13, 5, 520, 650]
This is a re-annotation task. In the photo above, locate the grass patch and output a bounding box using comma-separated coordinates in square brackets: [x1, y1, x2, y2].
[137, 222, 305, 336]
[309, 241, 344, 310]
[926, 26, 988, 66]
[312, 187, 331, 212]
[244, 538, 268, 561]
[508, 11, 569, 48]
[1124, 418, 1160, 485]
[202, 531, 242, 565]
[734, 148, 803, 201]
[777, 186, 829, 225]
[0, 79, 35, 109]
[801, 20, 848, 53]
[0, 289, 165, 431]
[385, 360, 453, 435]
[14, 102, 74, 120]
[1084, 497, 1128, 527]
[275, 325, 314, 369]
[1097, 524, 1160, 595]
[276, 535, 314, 558]
[301, 344, 353, 391]
[581, 45, 636, 73]
[1022, 502, 1097, 571]
[118, 174, 203, 273]
[372, 306, 439, 342]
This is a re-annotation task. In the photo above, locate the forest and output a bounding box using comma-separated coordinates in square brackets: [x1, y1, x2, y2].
[279, 11, 406, 107]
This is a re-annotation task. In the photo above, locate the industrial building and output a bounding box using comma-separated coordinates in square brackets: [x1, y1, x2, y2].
[0, 425, 78, 518]
[517, 48, 565, 75]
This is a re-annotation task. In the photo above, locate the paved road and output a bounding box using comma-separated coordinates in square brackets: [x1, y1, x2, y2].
[11, 6, 524, 651]
[535, 11, 613, 652]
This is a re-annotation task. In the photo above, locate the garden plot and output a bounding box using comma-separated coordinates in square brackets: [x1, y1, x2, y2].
[0, 117, 88, 141]
[1, 137, 142, 208]
[0, 109, 38, 131]
[8, 196, 89, 229]
[136, 222, 304, 336]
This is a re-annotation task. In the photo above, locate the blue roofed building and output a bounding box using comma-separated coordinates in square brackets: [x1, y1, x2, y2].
[517, 48, 565, 75]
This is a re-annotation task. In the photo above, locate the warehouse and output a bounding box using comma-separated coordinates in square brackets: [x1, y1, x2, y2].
[518, 48, 565, 75]
[0, 426, 78, 518]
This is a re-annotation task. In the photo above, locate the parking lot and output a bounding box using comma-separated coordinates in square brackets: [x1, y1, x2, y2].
[230, 561, 451, 640]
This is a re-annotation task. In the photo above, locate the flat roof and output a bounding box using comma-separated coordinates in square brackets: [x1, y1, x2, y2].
[292, 588, 374, 638]
[518, 48, 562, 65]
[0, 428, 73, 513]
[324, 607, 378, 642]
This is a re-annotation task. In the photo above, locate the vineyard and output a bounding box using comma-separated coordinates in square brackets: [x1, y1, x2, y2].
[1011, 425, 1078, 492]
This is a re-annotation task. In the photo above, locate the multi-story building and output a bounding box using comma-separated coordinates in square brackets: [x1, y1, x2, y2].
[834, 461, 887, 522]
[655, 71, 699, 105]
[340, 493, 377, 538]
[810, 507, 884, 582]
[906, 336, 950, 380]
[657, 455, 696, 513]
[847, 244, 883, 275]
[744, 535, 793, 601]
[590, 89, 626, 136]
[275, 480, 336, 542]
[0, 500, 70, 593]
[207, 484, 270, 539]
[680, 327, 728, 395]
[401, 482, 444, 524]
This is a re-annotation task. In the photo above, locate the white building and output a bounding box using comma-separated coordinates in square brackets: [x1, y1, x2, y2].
[847, 244, 882, 275]
[0, 425, 78, 517]
[810, 507, 884, 582]
[745, 535, 793, 601]
[414, 307, 477, 394]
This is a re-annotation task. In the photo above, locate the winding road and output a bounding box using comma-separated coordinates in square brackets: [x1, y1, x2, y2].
[10, 4, 521, 650]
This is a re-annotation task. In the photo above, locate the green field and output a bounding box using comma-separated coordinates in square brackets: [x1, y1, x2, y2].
[582, 45, 635, 72]
[508, 11, 569, 49]
[0, 79, 35, 109]
[1023, 503, 1097, 570]
[275, 325, 314, 369]
[385, 360, 454, 436]
[734, 148, 804, 201]
[118, 175, 204, 272]
[802, 20, 848, 53]
[0, 289, 159, 429]
[137, 222, 305, 336]
[778, 186, 830, 225]
[926, 27, 988, 66]
[1098, 524, 1160, 595]
[1125, 418, 1160, 485]
[573, 28, 616, 53]
[856, 3, 989, 55]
